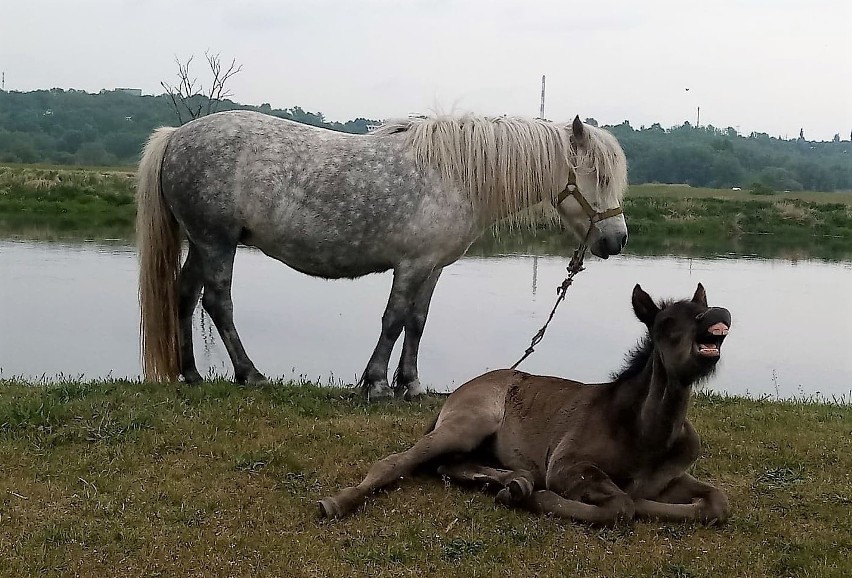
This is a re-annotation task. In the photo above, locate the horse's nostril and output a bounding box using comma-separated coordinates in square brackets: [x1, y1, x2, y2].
[620, 233, 628, 249]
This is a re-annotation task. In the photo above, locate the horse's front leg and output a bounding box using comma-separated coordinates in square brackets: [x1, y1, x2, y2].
[394, 267, 444, 399]
[633, 473, 730, 525]
[361, 265, 433, 399]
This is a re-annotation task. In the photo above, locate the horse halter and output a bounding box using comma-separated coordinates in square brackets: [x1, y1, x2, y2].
[555, 170, 624, 224]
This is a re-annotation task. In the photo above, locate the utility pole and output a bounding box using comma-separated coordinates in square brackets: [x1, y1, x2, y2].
[1, 72, 5, 91]
[696, 106, 700, 127]
[532, 75, 547, 295]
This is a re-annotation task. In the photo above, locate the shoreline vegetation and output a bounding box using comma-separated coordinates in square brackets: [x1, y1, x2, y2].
[0, 379, 849, 577]
[1, 165, 851, 259]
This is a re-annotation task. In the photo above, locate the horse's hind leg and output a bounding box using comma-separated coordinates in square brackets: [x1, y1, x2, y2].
[177, 243, 204, 384]
[319, 410, 499, 518]
[195, 241, 267, 385]
[394, 267, 444, 399]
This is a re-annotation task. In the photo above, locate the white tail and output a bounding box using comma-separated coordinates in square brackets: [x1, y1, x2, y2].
[136, 127, 181, 381]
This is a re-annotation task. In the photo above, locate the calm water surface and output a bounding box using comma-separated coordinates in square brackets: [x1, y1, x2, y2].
[2, 239, 850, 400]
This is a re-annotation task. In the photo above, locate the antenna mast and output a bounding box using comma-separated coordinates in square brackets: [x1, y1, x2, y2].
[539, 75, 546, 119]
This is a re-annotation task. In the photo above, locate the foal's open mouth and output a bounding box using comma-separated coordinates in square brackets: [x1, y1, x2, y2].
[696, 322, 729, 358]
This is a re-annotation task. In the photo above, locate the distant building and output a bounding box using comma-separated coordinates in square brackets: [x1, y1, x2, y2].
[115, 88, 142, 96]
[366, 122, 383, 133]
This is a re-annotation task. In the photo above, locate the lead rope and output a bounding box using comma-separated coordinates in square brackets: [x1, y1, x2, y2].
[509, 221, 594, 370]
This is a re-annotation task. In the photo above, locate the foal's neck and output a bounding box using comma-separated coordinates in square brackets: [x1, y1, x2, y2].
[621, 352, 692, 448]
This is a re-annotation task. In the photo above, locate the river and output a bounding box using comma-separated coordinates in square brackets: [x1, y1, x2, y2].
[1, 238, 850, 400]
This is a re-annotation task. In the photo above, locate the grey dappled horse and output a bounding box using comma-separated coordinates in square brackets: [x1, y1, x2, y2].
[136, 110, 629, 398]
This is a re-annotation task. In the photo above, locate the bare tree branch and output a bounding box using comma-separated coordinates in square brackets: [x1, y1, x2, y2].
[204, 51, 242, 116]
[160, 53, 242, 125]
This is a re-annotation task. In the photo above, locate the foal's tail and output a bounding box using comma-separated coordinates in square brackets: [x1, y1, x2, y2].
[136, 127, 181, 382]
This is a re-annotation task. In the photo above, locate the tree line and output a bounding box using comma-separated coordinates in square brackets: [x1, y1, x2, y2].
[0, 88, 849, 192]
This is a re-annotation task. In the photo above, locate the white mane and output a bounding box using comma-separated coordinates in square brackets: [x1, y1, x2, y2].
[374, 114, 628, 229]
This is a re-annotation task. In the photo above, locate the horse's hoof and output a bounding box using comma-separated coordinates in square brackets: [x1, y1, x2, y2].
[181, 370, 203, 385]
[318, 497, 342, 519]
[364, 380, 393, 401]
[242, 371, 270, 386]
[400, 379, 427, 401]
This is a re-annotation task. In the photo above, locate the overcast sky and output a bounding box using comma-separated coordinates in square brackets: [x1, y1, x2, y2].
[2, 0, 850, 140]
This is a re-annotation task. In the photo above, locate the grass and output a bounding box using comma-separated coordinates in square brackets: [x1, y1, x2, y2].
[0, 378, 850, 577]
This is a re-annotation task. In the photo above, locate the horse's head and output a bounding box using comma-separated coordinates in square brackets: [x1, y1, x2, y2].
[555, 117, 629, 259]
[631, 283, 732, 385]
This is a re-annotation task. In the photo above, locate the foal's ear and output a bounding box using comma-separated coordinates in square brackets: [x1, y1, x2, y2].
[692, 283, 707, 307]
[571, 115, 588, 146]
[632, 284, 660, 325]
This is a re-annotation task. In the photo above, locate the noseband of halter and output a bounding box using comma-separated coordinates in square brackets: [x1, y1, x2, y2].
[555, 170, 624, 224]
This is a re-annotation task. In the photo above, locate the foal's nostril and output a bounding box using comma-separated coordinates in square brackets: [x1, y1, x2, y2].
[619, 232, 628, 249]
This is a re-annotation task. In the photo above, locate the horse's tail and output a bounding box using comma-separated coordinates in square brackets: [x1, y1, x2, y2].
[136, 126, 181, 382]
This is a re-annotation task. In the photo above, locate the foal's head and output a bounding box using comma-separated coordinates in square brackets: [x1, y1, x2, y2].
[554, 116, 629, 259]
[631, 283, 732, 385]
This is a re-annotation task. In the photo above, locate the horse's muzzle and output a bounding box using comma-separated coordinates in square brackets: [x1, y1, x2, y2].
[696, 307, 732, 332]
[591, 231, 628, 259]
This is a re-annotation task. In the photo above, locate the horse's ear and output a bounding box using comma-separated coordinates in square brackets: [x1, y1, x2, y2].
[632, 284, 659, 325]
[571, 115, 587, 146]
[692, 283, 707, 306]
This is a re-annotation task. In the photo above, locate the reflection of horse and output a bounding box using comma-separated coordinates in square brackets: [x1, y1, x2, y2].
[321, 284, 732, 525]
[136, 111, 628, 398]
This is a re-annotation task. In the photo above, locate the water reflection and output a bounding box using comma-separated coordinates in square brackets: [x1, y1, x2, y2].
[1, 238, 850, 400]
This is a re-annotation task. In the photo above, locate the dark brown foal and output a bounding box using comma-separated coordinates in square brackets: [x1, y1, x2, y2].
[320, 283, 731, 525]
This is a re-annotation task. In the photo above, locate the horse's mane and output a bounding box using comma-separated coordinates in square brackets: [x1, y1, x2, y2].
[373, 114, 627, 229]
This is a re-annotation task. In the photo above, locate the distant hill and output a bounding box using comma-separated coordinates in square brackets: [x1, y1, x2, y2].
[0, 88, 849, 191]
[0, 88, 378, 167]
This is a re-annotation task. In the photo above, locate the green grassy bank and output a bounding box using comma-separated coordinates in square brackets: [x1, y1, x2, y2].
[0, 165, 135, 237]
[0, 379, 850, 577]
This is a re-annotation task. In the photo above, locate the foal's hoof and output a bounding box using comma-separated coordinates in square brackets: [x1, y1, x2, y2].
[496, 477, 534, 505]
[318, 497, 343, 519]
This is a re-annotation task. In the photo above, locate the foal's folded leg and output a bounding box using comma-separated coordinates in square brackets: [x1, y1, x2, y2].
[634, 473, 730, 525]
[531, 461, 636, 525]
[436, 462, 535, 503]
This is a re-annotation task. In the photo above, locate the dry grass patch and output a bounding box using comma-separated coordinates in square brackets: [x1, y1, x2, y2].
[774, 201, 818, 224]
